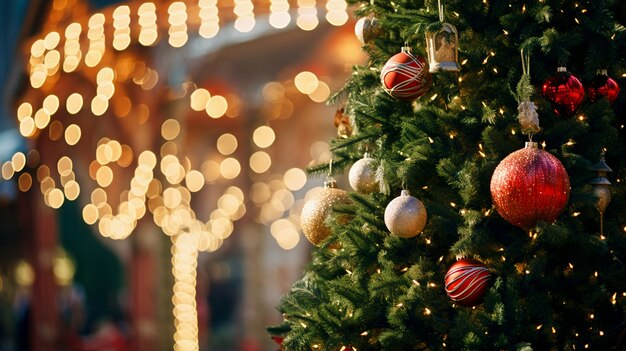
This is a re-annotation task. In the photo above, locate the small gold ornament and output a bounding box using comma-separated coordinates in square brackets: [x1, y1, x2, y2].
[517, 101, 540, 134]
[333, 108, 353, 139]
[301, 178, 349, 246]
[425, 2, 460, 73]
[590, 152, 612, 236]
[348, 153, 379, 194]
[426, 23, 460, 72]
[384, 190, 427, 238]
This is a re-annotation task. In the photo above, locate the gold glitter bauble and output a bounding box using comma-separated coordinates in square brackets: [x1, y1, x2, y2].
[348, 155, 379, 194]
[593, 185, 611, 214]
[384, 190, 427, 238]
[301, 180, 349, 246]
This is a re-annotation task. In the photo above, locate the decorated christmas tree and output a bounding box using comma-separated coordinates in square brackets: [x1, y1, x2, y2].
[269, 0, 626, 350]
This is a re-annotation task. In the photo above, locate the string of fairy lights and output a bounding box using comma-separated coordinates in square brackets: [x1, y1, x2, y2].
[3, 1, 350, 350]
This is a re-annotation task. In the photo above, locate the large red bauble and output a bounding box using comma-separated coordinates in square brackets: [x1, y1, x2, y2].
[490, 142, 570, 229]
[541, 68, 585, 117]
[444, 258, 492, 307]
[380, 47, 431, 101]
[587, 73, 620, 104]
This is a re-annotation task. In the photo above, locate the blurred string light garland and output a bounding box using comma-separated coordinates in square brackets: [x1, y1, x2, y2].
[3, 1, 349, 350]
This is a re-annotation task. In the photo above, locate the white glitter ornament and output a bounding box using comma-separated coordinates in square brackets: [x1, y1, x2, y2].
[384, 190, 427, 238]
[348, 154, 379, 194]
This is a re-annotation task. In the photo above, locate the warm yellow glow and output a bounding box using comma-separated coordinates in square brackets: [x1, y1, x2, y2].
[270, 12, 291, 29]
[15, 261, 35, 287]
[48, 188, 65, 209]
[295, 71, 319, 94]
[165, 164, 186, 185]
[19, 117, 35, 137]
[44, 31, 61, 50]
[283, 168, 307, 191]
[11, 152, 26, 172]
[201, 160, 220, 183]
[190, 88, 211, 111]
[30, 65, 46, 88]
[309, 81, 330, 102]
[30, 39, 45, 58]
[118, 145, 133, 167]
[97, 67, 115, 84]
[96, 166, 114, 187]
[17, 102, 32, 121]
[234, 16, 255, 33]
[162, 119, 181, 140]
[64, 180, 80, 201]
[113, 6, 131, 51]
[64, 124, 81, 146]
[217, 133, 238, 155]
[168, 2, 188, 48]
[108, 140, 122, 162]
[297, 0, 319, 31]
[34, 109, 51, 129]
[206, 95, 228, 118]
[51, 123, 64, 142]
[199, 0, 220, 38]
[275, 227, 300, 250]
[325, 0, 348, 26]
[66, 93, 84, 114]
[1, 162, 14, 180]
[185, 170, 204, 192]
[220, 158, 241, 179]
[251, 182, 271, 204]
[163, 188, 183, 209]
[271, 189, 294, 212]
[18, 173, 33, 192]
[44, 50, 61, 70]
[250, 151, 272, 173]
[57, 156, 73, 176]
[138, 150, 157, 168]
[49, 121, 63, 140]
[252, 126, 276, 148]
[91, 95, 109, 116]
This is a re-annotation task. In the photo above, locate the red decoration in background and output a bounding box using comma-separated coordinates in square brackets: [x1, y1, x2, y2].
[541, 67, 585, 117]
[587, 72, 620, 104]
[380, 47, 431, 100]
[490, 142, 570, 229]
[444, 258, 492, 307]
[271, 336, 284, 351]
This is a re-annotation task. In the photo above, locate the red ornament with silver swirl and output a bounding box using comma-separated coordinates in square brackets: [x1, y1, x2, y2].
[490, 142, 570, 229]
[380, 46, 431, 101]
[541, 67, 585, 117]
[444, 258, 493, 307]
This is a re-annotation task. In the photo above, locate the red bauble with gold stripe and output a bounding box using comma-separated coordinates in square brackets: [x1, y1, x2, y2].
[380, 47, 431, 101]
[444, 258, 492, 307]
[490, 142, 570, 230]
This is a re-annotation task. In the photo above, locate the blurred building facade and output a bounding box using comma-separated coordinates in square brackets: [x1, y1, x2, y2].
[0, 0, 364, 350]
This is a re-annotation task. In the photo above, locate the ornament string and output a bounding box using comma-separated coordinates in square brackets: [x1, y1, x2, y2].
[437, 0, 445, 22]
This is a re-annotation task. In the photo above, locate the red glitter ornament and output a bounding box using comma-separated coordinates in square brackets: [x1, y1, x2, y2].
[541, 67, 585, 117]
[380, 47, 431, 100]
[444, 258, 492, 307]
[490, 142, 570, 229]
[587, 70, 620, 104]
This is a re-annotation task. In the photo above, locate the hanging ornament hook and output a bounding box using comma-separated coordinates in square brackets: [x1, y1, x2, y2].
[521, 49, 531, 76]
[438, 0, 445, 22]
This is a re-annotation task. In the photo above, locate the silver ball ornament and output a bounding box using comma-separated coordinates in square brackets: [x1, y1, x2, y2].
[348, 155, 379, 194]
[384, 190, 427, 238]
[354, 17, 380, 45]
